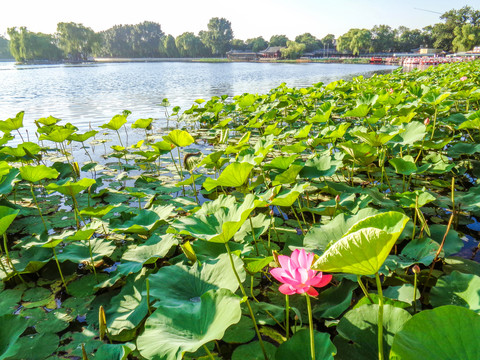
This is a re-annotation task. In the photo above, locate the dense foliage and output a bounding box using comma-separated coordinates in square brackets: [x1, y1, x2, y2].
[0, 60, 479, 359]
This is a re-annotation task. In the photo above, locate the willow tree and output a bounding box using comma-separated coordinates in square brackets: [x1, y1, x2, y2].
[337, 28, 372, 55]
[56, 22, 98, 61]
[200, 17, 233, 56]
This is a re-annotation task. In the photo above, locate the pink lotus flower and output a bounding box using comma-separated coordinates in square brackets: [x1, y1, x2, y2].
[270, 249, 332, 296]
[460, 76, 467, 81]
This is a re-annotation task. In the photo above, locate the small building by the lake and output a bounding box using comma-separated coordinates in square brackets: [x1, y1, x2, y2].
[226, 50, 259, 61]
[259, 46, 285, 59]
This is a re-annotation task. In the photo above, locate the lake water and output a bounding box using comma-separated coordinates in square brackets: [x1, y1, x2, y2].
[0, 61, 396, 135]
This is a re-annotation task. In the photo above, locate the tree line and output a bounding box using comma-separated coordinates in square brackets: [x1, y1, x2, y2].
[1, 6, 479, 62]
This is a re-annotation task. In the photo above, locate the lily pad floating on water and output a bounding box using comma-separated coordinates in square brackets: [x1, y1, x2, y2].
[389, 306, 480, 360]
[137, 288, 241, 360]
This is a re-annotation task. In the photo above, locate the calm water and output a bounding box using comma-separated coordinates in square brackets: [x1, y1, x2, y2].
[0, 61, 396, 134]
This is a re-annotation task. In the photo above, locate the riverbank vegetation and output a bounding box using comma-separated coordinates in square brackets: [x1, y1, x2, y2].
[3, 6, 480, 62]
[0, 60, 479, 359]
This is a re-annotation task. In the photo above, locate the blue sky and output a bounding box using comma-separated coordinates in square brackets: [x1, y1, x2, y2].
[1, 0, 479, 40]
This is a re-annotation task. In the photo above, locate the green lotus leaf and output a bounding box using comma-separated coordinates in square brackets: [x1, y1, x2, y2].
[0, 142, 41, 158]
[389, 237, 440, 268]
[3, 332, 59, 360]
[271, 164, 304, 186]
[57, 237, 116, 264]
[265, 183, 310, 207]
[294, 124, 312, 138]
[0, 315, 29, 360]
[429, 224, 463, 256]
[334, 305, 411, 360]
[429, 271, 480, 313]
[0, 289, 23, 317]
[392, 190, 436, 208]
[304, 208, 381, 254]
[300, 153, 339, 179]
[38, 128, 75, 143]
[113, 205, 174, 234]
[0, 168, 20, 195]
[172, 194, 258, 243]
[19, 165, 59, 183]
[232, 341, 277, 360]
[148, 253, 244, 305]
[100, 114, 127, 131]
[223, 316, 255, 344]
[352, 130, 397, 147]
[121, 233, 178, 271]
[131, 118, 153, 129]
[203, 162, 254, 191]
[150, 140, 175, 153]
[389, 306, 480, 360]
[275, 329, 336, 360]
[312, 212, 409, 275]
[163, 129, 194, 147]
[79, 205, 115, 218]
[35, 115, 60, 127]
[0, 206, 19, 235]
[308, 102, 334, 123]
[67, 130, 98, 142]
[46, 178, 96, 196]
[313, 280, 358, 319]
[101, 272, 149, 341]
[392, 121, 426, 145]
[0, 111, 24, 133]
[264, 155, 299, 171]
[95, 343, 135, 360]
[137, 288, 241, 360]
[343, 104, 370, 118]
[389, 156, 418, 176]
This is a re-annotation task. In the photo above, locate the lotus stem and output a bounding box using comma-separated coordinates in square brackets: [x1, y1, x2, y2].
[375, 272, 384, 360]
[3, 233, 24, 283]
[290, 206, 305, 234]
[357, 275, 373, 303]
[202, 345, 215, 360]
[306, 294, 315, 360]
[285, 294, 290, 339]
[53, 247, 68, 292]
[413, 270, 418, 313]
[224, 241, 268, 360]
[146, 278, 152, 315]
[30, 183, 48, 232]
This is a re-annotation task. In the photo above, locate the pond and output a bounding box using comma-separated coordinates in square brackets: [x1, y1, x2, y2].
[0, 61, 396, 133]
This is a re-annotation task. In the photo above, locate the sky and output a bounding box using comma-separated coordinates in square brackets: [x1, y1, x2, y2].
[1, 0, 479, 40]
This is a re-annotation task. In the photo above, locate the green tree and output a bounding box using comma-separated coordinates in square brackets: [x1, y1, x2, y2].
[269, 35, 289, 47]
[56, 22, 98, 61]
[8, 27, 62, 62]
[452, 23, 480, 51]
[163, 34, 179, 58]
[280, 40, 306, 59]
[246, 37, 268, 52]
[371, 25, 395, 52]
[96, 22, 164, 58]
[295, 33, 322, 52]
[200, 17, 233, 56]
[0, 36, 12, 59]
[231, 39, 247, 50]
[337, 28, 372, 55]
[432, 6, 480, 51]
[395, 26, 432, 52]
[175, 32, 209, 57]
[131, 21, 165, 57]
[321, 34, 335, 49]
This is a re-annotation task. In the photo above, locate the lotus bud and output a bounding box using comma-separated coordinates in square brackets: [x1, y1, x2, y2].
[460, 76, 467, 81]
[270, 209, 274, 216]
[412, 264, 420, 274]
[98, 305, 107, 340]
[388, 88, 393, 94]
[424, 118, 430, 126]
[335, 195, 340, 203]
